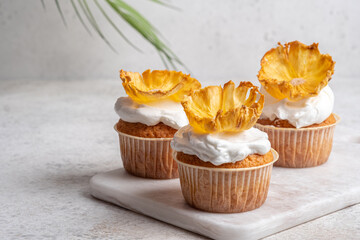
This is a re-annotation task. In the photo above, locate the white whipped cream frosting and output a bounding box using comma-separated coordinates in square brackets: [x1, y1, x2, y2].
[260, 86, 334, 128]
[114, 97, 188, 129]
[171, 125, 271, 166]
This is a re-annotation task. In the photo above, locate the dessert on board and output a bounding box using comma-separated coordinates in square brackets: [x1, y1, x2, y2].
[171, 81, 278, 213]
[256, 41, 340, 168]
[114, 69, 201, 179]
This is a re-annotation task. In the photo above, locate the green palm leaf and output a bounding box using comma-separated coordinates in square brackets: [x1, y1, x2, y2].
[55, 0, 67, 26]
[70, 0, 92, 35]
[80, 0, 117, 52]
[41, 0, 46, 9]
[49, 0, 187, 70]
[94, 0, 141, 52]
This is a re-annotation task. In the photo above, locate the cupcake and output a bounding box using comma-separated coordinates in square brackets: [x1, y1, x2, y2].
[256, 41, 340, 168]
[114, 69, 201, 179]
[171, 81, 279, 213]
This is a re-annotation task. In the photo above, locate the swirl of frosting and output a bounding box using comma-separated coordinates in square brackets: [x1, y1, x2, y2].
[171, 125, 271, 166]
[260, 86, 334, 128]
[114, 97, 188, 129]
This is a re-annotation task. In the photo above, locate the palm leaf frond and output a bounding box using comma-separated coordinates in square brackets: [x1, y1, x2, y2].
[55, 0, 67, 26]
[41, 0, 46, 10]
[70, 0, 92, 35]
[149, 0, 180, 11]
[80, 0, 117, 52]
[106, 0, 186, 70]
[52, 0, 187, 70]
[94, 0, 141, 52]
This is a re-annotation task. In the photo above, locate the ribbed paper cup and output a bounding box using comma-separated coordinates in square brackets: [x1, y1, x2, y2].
[114, 123, 178, 179]
[174, 149, 279, 213]
[254, 114, 340, 168]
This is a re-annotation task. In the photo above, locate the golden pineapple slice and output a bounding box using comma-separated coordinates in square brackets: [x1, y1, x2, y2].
[120, 69, 201, 103]
[258, 41, 335, 101]
[182, 81, 264, 133]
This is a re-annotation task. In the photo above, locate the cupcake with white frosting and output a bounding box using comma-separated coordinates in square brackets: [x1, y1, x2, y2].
[114, 69, 201, 179]
[171, 81, 279, 213]
[256, 41, 340, 168]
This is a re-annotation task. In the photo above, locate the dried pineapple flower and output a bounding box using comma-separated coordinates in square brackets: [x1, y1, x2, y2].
[258, 41, 335, 101]
[182, 81, 264, 134]
[120, 69, 201, 103]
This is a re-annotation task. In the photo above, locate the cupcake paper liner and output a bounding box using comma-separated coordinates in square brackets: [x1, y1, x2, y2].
[174, 149, 279, 213]
[255, 114, 340, 168]
[115, 124, 178, 179]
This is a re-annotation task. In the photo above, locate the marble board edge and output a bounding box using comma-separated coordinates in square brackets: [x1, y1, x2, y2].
[89, 169, 360, 240]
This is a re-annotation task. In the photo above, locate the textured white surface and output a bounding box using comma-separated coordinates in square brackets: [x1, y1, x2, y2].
[0, 0, 359, 80]
[90, 141, 360, 240]
[1, 78, 360, 239]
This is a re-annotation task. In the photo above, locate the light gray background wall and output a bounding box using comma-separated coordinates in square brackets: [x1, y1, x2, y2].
[0, 0, 359, 81]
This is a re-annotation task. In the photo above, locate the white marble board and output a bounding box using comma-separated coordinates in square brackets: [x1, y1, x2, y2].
[90, 142, 360, 240]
